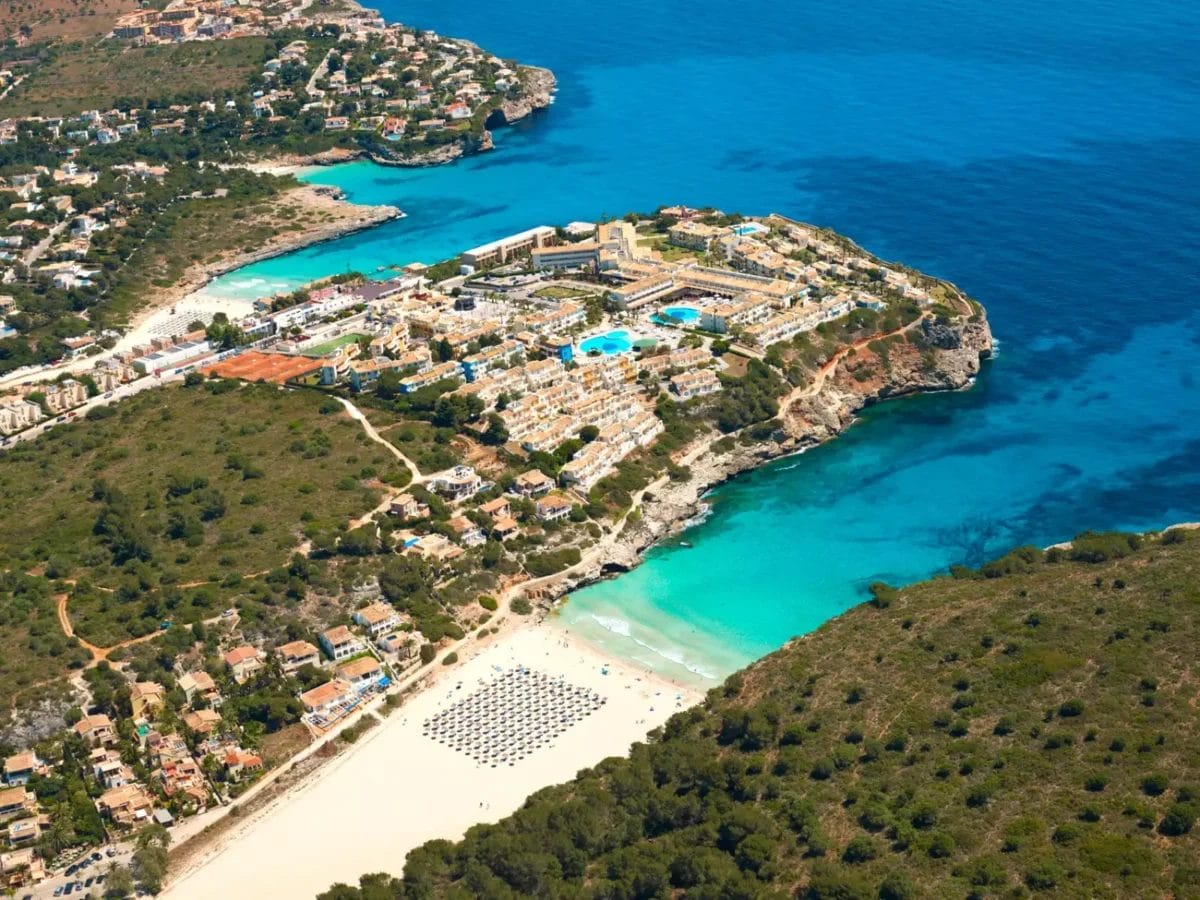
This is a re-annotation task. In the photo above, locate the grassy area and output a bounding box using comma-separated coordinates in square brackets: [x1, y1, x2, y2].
[0, 0, 135, 43]
[324, 529, 1200, 899]
[0, 380, 403, 650]
[636, 232, 707, 263]
[0, 37, 274, 118]
[306, 334, 367, 357]
[531, 285, 598, 300]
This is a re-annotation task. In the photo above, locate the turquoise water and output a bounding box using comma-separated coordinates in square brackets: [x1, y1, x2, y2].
[659, 306, 701, 325]
[220, 0, 1200, 686]
[579, 330, 633, 355]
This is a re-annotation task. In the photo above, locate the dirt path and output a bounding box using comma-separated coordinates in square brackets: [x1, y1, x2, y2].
[54, 592, 165, 663]
[336, 397, 424, 485]
[781, 314, 929, 410]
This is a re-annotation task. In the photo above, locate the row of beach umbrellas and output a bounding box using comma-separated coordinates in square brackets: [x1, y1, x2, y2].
[422, 667, 606, 766]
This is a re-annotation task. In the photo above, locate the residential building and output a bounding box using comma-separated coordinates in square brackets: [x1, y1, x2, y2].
[129, 682, 165, 721]
[73, 713, 115, 746]
[353, 602, 401, 638]
[479, 497, 511, 521]
[448, 516, 486, 547]
[513, 469, 554, 497]
[1, 753, 39, 787]
[0, 788, 35, 822]
[96, 784, 154, 829]
[0, 847, 44, 887]
[182, 709, 222, 735]
[492, 516, 520, 540]
[276, 639, 320, 674]
[178, 671, 219, 706]
[222, 646, 263, 684]
[6, 817, 39, 846]
[336, 656, 384, 690]
[535, 494, 574, 522]
[429, 465, 482, 501]
[377, 632, 415, 658]
[299, 678, 354, 717]
[222, 749, 263, 780]
[404, 533, 464, 563]
[388, 493, 430, 519]
[320, 626, 363, 663]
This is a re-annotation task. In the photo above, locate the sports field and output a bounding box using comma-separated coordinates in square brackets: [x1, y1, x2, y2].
[305, 333, 365, 356]
[204, 351, 323, 383]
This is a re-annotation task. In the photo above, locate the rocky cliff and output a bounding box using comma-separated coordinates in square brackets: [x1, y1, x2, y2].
[782, 312, 993, 443]
[498, 66, 558, 124]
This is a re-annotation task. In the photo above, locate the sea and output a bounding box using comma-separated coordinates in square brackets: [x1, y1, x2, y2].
[215, 0, 1200, 686]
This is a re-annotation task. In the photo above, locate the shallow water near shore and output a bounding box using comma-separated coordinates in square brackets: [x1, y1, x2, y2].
[220, 0, 1200, 685]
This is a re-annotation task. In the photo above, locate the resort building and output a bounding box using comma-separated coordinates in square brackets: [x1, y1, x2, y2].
[530, 241, 601, 271]
[320, 626, 364, 663]
[353, 602, 402, 638]
[461, 225, 556, 269]
[223, 646, 264, 684]
[742, 309, 822, 347]
[698, 293, 774, 333]
[670, 369, 723, 400]
[460, 339, 524, 382]
[277, 639, 321, 674]
[399, 360, 461, 393]
[668, 220, 723, 251]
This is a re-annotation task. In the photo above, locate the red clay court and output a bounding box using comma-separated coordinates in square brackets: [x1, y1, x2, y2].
[204, 351, 322, 384]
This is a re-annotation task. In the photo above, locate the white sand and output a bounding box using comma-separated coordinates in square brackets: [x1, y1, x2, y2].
[164, 624, 701, 900]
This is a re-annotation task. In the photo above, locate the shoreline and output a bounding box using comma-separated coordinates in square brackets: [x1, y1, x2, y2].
[163, 621, 701, 899]
[119, 184, 402, 338]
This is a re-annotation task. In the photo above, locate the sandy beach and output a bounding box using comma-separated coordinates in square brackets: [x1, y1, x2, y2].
[163, 623, 702, 900]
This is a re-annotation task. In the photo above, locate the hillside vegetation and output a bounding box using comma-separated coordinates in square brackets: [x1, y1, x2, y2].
[0, 37, 275, 119]
[322, 529, 1200, 899]
[0, 380, 406, 714]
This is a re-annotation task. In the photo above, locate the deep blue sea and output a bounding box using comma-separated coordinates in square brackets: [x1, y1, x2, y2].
[220, 0, 1200, 685]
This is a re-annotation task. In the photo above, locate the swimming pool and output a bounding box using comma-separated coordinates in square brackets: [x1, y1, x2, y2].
[732, 222, 766, 236]
[579, 330, 633, 355]
[658, 305, 701, 325]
